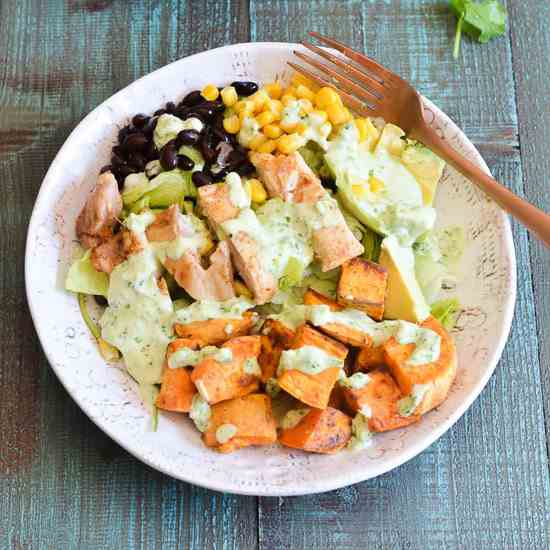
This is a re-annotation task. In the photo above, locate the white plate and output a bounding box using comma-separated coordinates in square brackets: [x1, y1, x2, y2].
[25, 42, 516, 496]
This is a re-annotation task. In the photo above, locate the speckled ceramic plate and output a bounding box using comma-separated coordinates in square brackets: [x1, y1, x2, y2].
[25, 42, 516, 496]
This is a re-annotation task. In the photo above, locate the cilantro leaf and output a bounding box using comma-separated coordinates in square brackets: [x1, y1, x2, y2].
[450, 0, 507, 59]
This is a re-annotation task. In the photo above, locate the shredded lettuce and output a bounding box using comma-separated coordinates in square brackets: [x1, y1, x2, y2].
[431, 298, 461, 331]
[122, 172, 158, 206]
[144, 169, 196, 207]
[279, 257, 305, 291]
[65, 249, 109, 296]
[362, 227, 383, 262]
[178, 145, 204, 172]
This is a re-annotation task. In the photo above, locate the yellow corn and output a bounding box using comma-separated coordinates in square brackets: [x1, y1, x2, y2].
[296, 122, 308, 135]
[280, 119, 298, 133]
[315, 87, 341, 108]
[201, 84, 219, 101]
[250, 89, 270, 111]
[257, 139, 277, 154]
[234, 280, 253, 299]
[295, 84, 315, 102]
[284, 85, 298, 96]
[263, 123, 283, 139]
[264, 99, 283, 116]
[239, 110, 254, 124]
[355, 117, 379, 143]
[309, 110, 328, 124]
[256, 110, 276, 128]
[249, 133, 268, 151]
[234, 99, 255, 114]
[245, 178, 268, 203]
[352, 183, 368, 198]
[223, 115, 240, 134]
[388, 138, 405, 157]
[281, 93, 297, 106]
[326, 103, 349, 125]
[264, 81, 283, 99]
[220, 86, 238, 107]
[368, 174, 385, 193]
[277, 133, 303, 155]
[298, 98, 314, 114]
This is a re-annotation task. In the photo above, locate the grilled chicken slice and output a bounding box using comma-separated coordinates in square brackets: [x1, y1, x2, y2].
[165, 241, 235, 302]
[145, 204, 184, 242]
[91, 230, 142, 274]
[76, 171, 123, 249]
[249, 151, 325, 203]
[197, 183, 240, 231]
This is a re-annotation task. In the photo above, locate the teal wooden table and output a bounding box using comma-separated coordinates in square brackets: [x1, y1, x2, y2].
[2, 1, 549, 548]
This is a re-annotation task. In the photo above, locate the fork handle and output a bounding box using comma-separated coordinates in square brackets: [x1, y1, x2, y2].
[414, 124, 550, 248]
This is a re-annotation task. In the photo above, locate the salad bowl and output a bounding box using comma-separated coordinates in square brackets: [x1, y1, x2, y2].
[25, 42, 516, 496]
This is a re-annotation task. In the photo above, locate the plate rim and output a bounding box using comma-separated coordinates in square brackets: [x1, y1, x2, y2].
[25, 41, 517, 496]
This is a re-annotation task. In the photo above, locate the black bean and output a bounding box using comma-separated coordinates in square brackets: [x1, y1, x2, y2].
[231, 81, 258, 96]
[132, 113, 149, 128]
[212, 126, 231, 144]
[177, 154, 195, 171]
[175, 129, 200, 146]
[181, 90, 204, 107]
[111, 153, 127, 168]
[154, 108, 167, 117]
[237, 160, 255, 176]
[210, 166, 229, 180]
[129, 152, 146, 171]
[321, 177, 337, 191]
[192, 171, 212, 187]
[117, 125, 133, 144]
[144, 141, 159, 161]
[226, 149, 246, 168]
[160, 140, 178, 170]
[118, 164, 136, 178]
[199, 141, 217, 164]
[165, 101, 176, 113]
[94, 295, 108, 306]
[188, 106, 215, 120]
[113, 172, 125, 189]
[100, 164, 113, 174]
[123, 132, 148, 152]
[112, 145, 124, 157]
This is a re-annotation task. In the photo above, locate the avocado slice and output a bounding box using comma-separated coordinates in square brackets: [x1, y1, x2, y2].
[401, 143, 445, 206]
[378, 236, 430, 323]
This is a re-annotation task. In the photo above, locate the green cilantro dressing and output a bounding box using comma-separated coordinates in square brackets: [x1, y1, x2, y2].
[348, 412, 372, 451]
[168, 346, 233, 368]
[189, 394, 211, 432]
[397, 383, 431, 416]
[215, 423, 238, 444]
[173, 297, 254, 325]
[340, 372, 371, 390]
[281, 408, 311, 430]
[277, 345, 344, 376]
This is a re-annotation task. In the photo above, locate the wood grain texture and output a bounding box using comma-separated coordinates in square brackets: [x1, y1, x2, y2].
[257, 155, 550, 550]
[0, 1, 257, 549]
[507, 0, 550, 453]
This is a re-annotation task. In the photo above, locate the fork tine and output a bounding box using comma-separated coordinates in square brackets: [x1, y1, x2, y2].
[294, 50, 381, 104]
[301, 41, 386, 96]
[308, 31, 397, 84]
[287, 62, 375, 117]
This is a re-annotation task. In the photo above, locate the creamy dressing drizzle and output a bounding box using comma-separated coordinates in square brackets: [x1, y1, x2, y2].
[189, 394, 211, 432]
[277, 345, 344, 377]
[168, 346, 233, 368]
[270, 304, 441, 366]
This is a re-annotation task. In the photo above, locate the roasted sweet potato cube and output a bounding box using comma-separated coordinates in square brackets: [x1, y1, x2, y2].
[174, 312, 256, 345]
[303, 288, 342, 311]
[278, 367, 342, 409]
[279, 407, 352, 454]
[167, 338, 205, 355]
[258, 335, 281, 383]
[202, 394, 277, 453]
[291, 324, 348, 360]
[383, 316, 457, 415]
[355, 345, 386, 372]
[327, 383, 348, 411]
[342, 369, 419, 432]
[261, 319, 295, 349]
[156, 367, 196, 413]
[337, 258, 388, 320]
[191, 335, 262, 404]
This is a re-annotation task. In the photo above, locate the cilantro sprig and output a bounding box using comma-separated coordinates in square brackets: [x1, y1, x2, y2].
[449, 0, 507, 59]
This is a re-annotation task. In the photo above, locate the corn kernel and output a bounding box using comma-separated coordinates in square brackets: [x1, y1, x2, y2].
[249, 133, 267, 151]
[257, 139, 277, 154]
[234, 280, 253, 299]
[264, 81, 283, 99]
[388, 138, 405, 157]
[201, 84, 219, 101]
[234, 99, 255, 114]
[220, 86, 238, 107]
[277, 133, 303, 155]
[309, 110, 328, 124]
[263, 123, 282, 139]
[245, 178, 268, 203]
[296, 122, 308, 135]
[250, 89, 270, 111]
[352, 183, 368, 198]
[326, 103, 349, 125]
[223, 115, 240, 134]
[239, 110, 254, 124]
[291, 73, 316, 89]
[280, 119, 298, 133]
[298, 98, 313, 114]
[256, 111, 276, 128]
[295, 84, 315, 102]
[315, 86, 341, 109]
[355, 117, 376, 143]
[368, 175, 385, 193]
[265, 99, 283, 116]
[284, 85, 298, 97]
[281, 93, 297, 107]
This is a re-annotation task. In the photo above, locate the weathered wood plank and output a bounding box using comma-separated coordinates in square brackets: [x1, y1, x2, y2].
[507, 0, 550, 453]
[0, 1, 256, 549]
[257, 154, 550, 550]
[249, 0, 519, 150]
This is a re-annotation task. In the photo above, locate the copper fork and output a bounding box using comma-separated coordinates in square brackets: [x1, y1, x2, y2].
[290, 32, 550, 247]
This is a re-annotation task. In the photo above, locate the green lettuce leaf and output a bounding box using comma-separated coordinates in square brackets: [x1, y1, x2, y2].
[431, 298, 461, 331]
[279, 257, 305, 291]
[122, 172, 158, 206]
[65, 249, 109, 296]
[144, 169, 196, 207]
